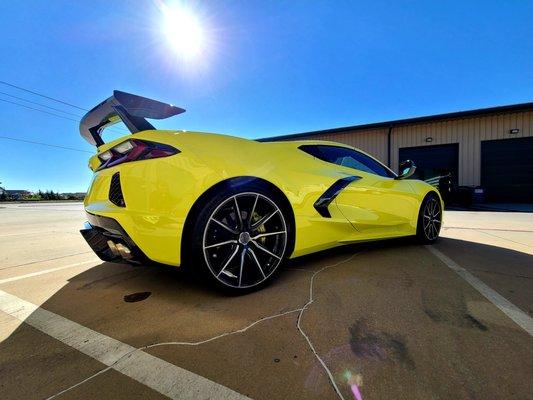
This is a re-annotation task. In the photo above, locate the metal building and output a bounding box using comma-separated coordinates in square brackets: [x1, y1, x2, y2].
[266, 103, 533, 202]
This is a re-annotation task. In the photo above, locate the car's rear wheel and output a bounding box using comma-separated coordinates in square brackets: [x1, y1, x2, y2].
[191, 186, 290, 292]
[416, 193, 442, 244]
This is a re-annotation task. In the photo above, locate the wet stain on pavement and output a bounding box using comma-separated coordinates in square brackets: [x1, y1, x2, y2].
[464, 314, 488, 331]
[423, 307, 444, 322]
[423, 307, 489, 331]
[124, 291, 151, 302]
[349, 319, 415, 369]
[422, 290, 489, 331]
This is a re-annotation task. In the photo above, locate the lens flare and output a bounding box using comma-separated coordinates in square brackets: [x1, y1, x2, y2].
[344, 370, 364, 400]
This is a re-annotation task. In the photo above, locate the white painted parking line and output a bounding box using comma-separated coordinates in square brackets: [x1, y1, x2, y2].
[0, 231, 43, 238]
[0, 230, 80, 238]
[0, 289, 251, 400]
[0, 260, 99, 285]
[0, 251, 93, 271]
[427, 246, 533, 336]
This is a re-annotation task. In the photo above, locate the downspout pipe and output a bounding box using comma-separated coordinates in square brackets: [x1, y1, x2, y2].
[387, 124, 393, 168]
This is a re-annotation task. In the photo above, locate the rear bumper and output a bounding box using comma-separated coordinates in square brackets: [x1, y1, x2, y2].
[80, 213, 154, 265]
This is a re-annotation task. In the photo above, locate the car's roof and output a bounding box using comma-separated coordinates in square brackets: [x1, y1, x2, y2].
[262, 139, 356, 149]
[162, 131, 357, 150]
[261, 138, 397, 177]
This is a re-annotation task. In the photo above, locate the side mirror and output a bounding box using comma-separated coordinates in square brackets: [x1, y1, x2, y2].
[396, 160, 416, 180]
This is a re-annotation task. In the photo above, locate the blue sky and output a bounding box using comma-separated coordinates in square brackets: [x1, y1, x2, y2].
[0, 0, 531, 192]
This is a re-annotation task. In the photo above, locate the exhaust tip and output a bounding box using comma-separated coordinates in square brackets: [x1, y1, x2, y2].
[108, 240, 133, 260]
[116, 243, 133, 260]
[107, 240, 120, 257]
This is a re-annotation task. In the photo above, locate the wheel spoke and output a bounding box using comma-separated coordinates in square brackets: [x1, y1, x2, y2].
[238, 248, 246, 286]
[424, 201, 434, 239]
[234, 196, 243, 230]
[220, 270, 237, 278]
[210, 218, 239, 234]
[251, 240, 281, 259]
[204, 239, 238, 249]
[252, 231, 286, 240]
[430, 200, 437, 215]
[249, 194, 259, 227]
[425, 215, 432, 236]
[248, 247, 266, 278]
[217, 245, 240, 278]
[251, 209, 279, 230]
[432, 222, 438, 239]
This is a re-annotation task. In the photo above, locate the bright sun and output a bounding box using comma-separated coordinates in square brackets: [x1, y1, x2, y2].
[161, 3, 205, 58]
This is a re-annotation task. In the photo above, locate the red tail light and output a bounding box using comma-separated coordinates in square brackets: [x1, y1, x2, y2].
[97, 139, 179, 170]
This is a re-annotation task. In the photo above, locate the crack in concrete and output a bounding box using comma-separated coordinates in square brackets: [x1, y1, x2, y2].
[476, 229, 533, 249]
[0, 251, 94, 271]
[296, 254, 358, 400]
[469, 268, 533, 280]
[46, 368, 111, 399]
[443, 225, 533, 249]
[47, 307, 303, 399]
[48, 253, 359, 400]
[443, 226, 533, 233]
[285, 267, 313, 272]
[144, 307, 303, 349]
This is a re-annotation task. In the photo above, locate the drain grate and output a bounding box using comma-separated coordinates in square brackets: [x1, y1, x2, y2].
[123, 291, 151, 303]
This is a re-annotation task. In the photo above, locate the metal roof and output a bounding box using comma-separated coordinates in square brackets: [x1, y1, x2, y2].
[260, 102, 533, 142]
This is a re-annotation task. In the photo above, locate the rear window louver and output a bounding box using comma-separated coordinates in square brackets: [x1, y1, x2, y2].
[109, 172, 126, 207]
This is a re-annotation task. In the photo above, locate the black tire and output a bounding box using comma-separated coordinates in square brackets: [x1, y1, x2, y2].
[416, 193, 442, 244]
[189, 181, 292, 293]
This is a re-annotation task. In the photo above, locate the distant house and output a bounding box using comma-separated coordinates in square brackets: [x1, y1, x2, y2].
[61, 192, 86, 200]
[6, 190, 31, 200]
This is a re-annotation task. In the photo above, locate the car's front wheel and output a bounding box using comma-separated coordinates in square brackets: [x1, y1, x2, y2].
[191, 186, 290, 292]
[416, 193, 442, 244]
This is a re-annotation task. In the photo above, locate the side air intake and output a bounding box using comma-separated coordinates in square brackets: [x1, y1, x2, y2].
[109, 172, 126, 207]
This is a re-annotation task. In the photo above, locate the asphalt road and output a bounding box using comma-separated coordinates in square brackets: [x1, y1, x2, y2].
[0, 202, 532, 400]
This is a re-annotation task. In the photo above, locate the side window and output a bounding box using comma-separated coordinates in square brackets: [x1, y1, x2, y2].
[348, 149, 394, 178]
[298, 145, 323, 159]
[299, 145, 393, 178]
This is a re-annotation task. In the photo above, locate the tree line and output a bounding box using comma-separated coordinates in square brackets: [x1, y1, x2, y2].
[0, 190, 64, 201]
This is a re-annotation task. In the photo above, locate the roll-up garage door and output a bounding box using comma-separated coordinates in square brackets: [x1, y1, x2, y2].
[399, 144, 459, 186]
[481, 137, 533, 202]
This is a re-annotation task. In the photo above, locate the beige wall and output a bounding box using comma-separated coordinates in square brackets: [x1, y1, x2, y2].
[287, 109, 533, 187]
[391, 110, 533, 186]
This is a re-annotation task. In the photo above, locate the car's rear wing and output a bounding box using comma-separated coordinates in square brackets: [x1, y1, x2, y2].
[79, 90, 185, 146]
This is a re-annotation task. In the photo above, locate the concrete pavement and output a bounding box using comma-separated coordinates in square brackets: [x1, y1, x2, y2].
[0, 202, 532, 399]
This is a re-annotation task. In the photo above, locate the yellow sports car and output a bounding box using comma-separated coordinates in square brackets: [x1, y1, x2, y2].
[80, 91, 443, 291]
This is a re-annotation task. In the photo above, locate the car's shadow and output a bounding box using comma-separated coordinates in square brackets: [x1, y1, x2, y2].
[0, 237, 532, 399]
